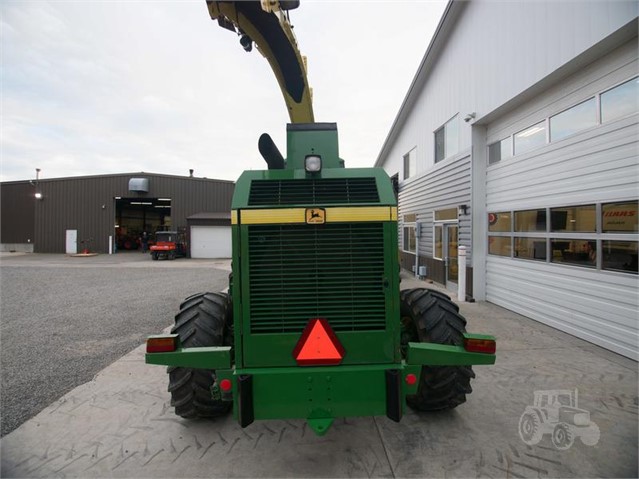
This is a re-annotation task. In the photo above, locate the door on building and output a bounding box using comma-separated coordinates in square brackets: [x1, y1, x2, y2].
[434, 221, 459, 291]
[445, 224, 459, 290]
[114, 198, 171, 251]
[65, 229, 77, 254]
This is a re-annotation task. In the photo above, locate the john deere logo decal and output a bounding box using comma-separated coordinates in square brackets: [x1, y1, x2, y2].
[306, 208, 325, 224]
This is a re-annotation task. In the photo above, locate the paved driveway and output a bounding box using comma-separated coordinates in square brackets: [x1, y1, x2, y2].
[1, 254, 637, 478]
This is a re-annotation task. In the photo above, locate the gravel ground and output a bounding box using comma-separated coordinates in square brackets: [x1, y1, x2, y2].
[0, 254, 229, 436]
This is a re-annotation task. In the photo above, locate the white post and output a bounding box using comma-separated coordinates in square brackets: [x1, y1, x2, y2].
[458, 245, 467, 302]
[109, 235, 113, 255]
[414, 222, 420, 279]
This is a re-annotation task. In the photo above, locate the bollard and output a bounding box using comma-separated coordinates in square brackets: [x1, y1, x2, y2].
[458, 245, 466, 302]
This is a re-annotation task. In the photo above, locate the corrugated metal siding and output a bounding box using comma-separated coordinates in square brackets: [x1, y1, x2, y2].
[376, 1, 637, 358]
[399, 153, 471, 261]
[0, 182, 35, 244]
[484, 39, 639, 360]
[378, 1, 637, 178]
[32, 174, 234, 253]
[486, 116, 638, 211]
[486, 258, 638, 360]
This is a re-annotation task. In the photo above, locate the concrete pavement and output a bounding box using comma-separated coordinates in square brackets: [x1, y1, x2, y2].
[1, 264, 637, 478]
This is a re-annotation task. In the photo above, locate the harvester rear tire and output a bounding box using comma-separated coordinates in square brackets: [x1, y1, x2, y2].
[167, 291, 233, 419]
[400, 288, 475, 411]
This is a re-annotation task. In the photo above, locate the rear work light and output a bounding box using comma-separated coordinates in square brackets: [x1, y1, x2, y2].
[463, 337, 496, 354]
[146, 335, 179, 353]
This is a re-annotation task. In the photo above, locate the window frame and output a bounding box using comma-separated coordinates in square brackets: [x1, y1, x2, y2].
[502, 75, 638, 158]
[433, 208, 459, 260]
[402, 213, 417, 254]
[513, 120, 548, 156]
[487, 200, 638, 275]
[600, 76, 639, 124]
[434, 114, 459, 163]
[402, 147, 417, 180]
[549, 96, 597, 142]
[488, 137, 512, 165]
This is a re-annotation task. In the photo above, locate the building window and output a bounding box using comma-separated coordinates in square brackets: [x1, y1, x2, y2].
[602, 240, 638, 273]
[501, 76, 637, 158]
[488, 137, 512, 165]
[602, 201, 638, 233]
[403, 214, 416, 253]
[403, 226, 416, 253]
[514, 121, 546, 155]
[515, 209, 546, 232]
[601, 77, 639, 123]
[434, 208, 457, 221]
[403, 148, 416, 180]
[550, 97, 597, 142]
[515, 237, 546, 260]
[488, 201, 638, 274]
[434, 224, 443, 259]
[489, 236, 511, 257]
[551, 240, 596, 268]
[551, 205, 596, 232]
[488, 212, 511, 232]
[434, 115, 459, 163]
[488, 212, 512, 257]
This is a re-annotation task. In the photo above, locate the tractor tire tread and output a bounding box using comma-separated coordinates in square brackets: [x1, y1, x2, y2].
[167, 292, 232, 419]
[400, 288, 475, 412]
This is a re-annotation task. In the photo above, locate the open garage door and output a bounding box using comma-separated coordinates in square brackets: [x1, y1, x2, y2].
[115, 197, 171, 250]
[190, 226, 231, 258]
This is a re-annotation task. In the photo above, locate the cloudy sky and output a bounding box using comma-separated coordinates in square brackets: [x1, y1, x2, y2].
[1, 1, 447, 183]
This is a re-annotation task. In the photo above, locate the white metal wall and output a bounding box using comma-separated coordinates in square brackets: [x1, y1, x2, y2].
[379, 0, 637, 178]
[376, 1, 638, 358]
[484, 39, 639, 360]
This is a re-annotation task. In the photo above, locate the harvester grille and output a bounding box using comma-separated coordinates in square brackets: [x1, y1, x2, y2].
[248, 178, 379, 206]
[247, 223, 386, 333]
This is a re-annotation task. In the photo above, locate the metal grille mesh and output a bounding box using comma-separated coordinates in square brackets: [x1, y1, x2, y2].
[248, 223, 386, 333]
[248, 178, 379, 206]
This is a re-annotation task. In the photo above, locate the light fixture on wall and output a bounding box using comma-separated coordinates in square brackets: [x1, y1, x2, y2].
[463, 112, 476, 123]
[34, 167, 43, 200]
[458, 204, 469, 216]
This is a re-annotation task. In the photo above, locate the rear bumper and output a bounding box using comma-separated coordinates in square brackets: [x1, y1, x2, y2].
[216, 364, 420, 433]
[145, 334, 496, 434]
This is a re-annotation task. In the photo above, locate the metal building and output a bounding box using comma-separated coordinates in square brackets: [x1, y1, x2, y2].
[1, 172, 234, 257]
[376, 1, 638, 359]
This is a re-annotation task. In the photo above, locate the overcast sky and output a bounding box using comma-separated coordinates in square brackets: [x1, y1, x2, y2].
[1, 1, 447, 183]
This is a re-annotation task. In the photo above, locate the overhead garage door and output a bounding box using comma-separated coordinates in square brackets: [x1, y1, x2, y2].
[483, 46, 638, 360]
[190, 226, 232, 259]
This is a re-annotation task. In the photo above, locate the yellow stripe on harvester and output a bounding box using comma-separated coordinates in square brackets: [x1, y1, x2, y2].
[238, 207, 397, 225]
[240, 208, 306, 225]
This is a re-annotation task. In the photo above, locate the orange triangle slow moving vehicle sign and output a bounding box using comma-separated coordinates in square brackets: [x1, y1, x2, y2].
[293, 318, 345, 366]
